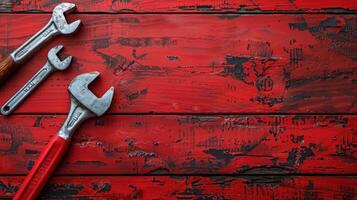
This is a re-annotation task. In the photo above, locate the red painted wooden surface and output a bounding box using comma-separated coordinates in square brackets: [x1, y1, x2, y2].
[3, 0, 357, 13]
[0, 115, 355, 175]
[0, 1, 356, 199]
[0, 14, 356, 114]
[0, 176, 356, 199]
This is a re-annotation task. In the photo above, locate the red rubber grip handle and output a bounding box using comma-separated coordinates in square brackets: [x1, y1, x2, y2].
[14, 135, 70, 200]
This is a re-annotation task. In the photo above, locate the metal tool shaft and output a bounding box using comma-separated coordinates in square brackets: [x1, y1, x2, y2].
[0, 3, 80, 84]
[58, 97, 94, 140]
[10, 22, 59, 63]
[1, 62, 54, 115]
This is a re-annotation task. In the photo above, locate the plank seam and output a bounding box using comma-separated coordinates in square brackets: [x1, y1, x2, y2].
[7, 113, 357, 116]
[0, 11, 356, 15]
[1, 174, 357, 177]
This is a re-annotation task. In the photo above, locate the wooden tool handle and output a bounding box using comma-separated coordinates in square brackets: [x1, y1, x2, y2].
[0, 56, 17, 84]
[13, 136, 70, 200]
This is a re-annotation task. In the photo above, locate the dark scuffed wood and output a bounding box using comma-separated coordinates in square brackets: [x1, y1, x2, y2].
[0, 14, 356, 114]
[1, 1, 356, 200]
[5, 0, 357, 13]
[0, 115, 355, 175]
[0, 56, 16, 84]
[0, 176, 356, 199]
[1, 3, 356, 200]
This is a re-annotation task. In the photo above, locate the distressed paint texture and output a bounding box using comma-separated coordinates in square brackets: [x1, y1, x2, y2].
[0, 115, 355, 175]
[0, 176, 356, 199]
[0, 14, 356, 114]
[3, 0, 357, 13]
[0, 1, 356, 199]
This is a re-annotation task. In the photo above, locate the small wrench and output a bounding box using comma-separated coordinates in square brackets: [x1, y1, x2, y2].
[13, 71, 114, 200]
[0, 3, 80, 83]
[1, 45, 72, 115]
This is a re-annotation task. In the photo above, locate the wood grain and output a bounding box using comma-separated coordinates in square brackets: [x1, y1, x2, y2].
[0, 14, 356, 114]
[4, 0, 357, 13]
[0, 56, 15, 84]
[1, 2, 356, 199]
[0, 176, 356, 199]
[0, 115, 355, 175]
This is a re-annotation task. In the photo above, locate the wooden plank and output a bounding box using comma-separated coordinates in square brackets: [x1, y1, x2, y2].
[0, 14, 356, 114]
[4, 0, 357, 13]
[0, 176, 356, 199]
[0, 115, 355, 175]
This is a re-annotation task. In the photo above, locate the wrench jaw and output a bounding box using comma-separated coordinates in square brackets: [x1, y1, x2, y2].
[58, 71, 114, 140]
[68, 71, 115, 116]
[52, 3, 81, 35]
[97, 86, 115, 116]
[61, 20, 81, 35]
[9, 3, 80, 63]
[47, 45, 72, 71]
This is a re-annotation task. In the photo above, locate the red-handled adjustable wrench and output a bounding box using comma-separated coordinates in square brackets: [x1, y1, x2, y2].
[13, 72, 114, 200]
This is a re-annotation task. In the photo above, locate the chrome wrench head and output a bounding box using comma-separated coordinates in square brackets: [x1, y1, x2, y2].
[48, 45, 72, 70]
[1, 45, 73, 116]
[52, 3, 81, 35]
[69, 71, 114, 116]
[10, 3, 81, 63]
[57, 72, 114, 139]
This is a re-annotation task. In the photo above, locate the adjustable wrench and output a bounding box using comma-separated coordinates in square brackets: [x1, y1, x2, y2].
[0, 3, 81, 83]
[13, 72, 114, 200]
[1, 45, 72, 115]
